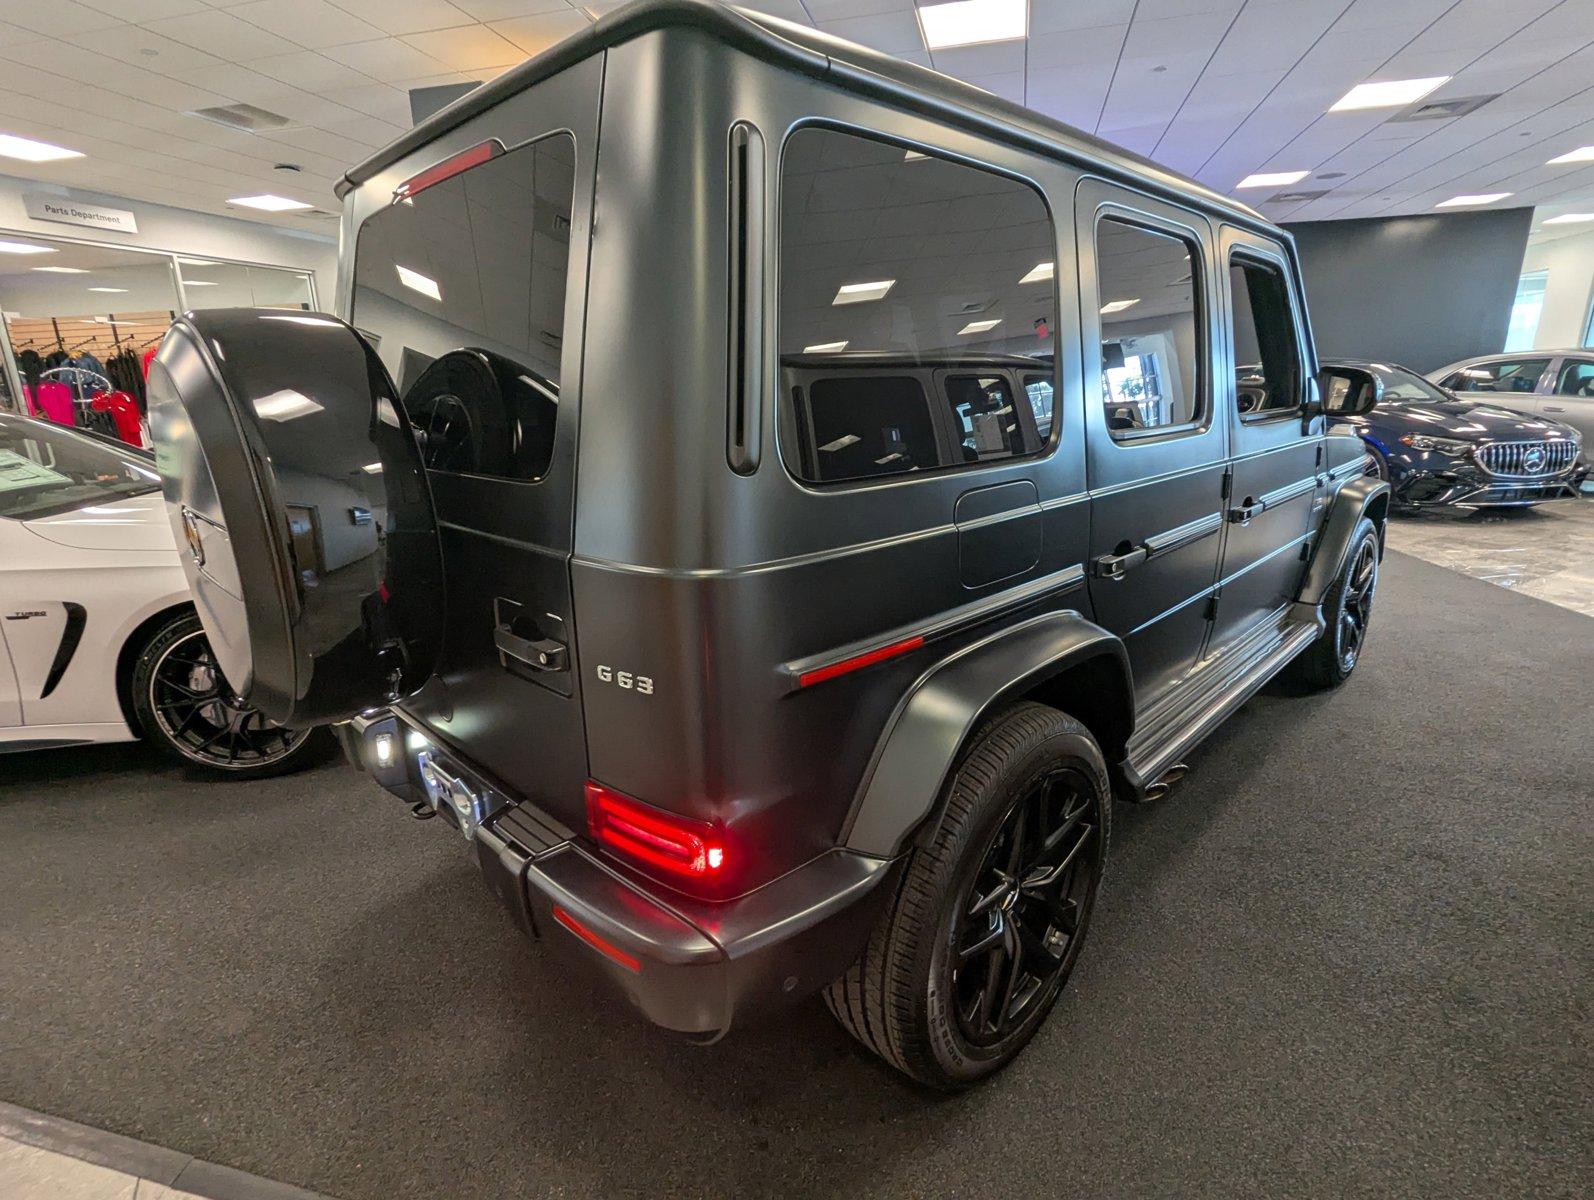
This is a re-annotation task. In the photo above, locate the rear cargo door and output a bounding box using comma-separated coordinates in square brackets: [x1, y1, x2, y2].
[348, 60, 599, 828]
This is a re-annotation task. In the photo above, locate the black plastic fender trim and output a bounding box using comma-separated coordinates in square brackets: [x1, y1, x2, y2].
[1299, 477, 1390, 606]
[841, 610, 1130, 858]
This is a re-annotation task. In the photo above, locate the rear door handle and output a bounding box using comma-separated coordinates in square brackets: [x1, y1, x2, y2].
[1227, 499, 1263, 524]
[494, 624, 567, 672]
[1543, 405, 1568, 413]
[1092, 546, 1148, 580]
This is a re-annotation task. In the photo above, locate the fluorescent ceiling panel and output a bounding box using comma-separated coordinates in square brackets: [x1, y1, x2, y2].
[1237, 170, 1310, 189]
[917, 0, 1028, 51]
[1100, 299, 1140, 314]
[833, 280, 895, 305]
[1329, 77, 1449, 112]
[87, 286, 128, 293]
[0, 133, 84, 162]
[31, 266, 88, 273]
[0, 240, 55, 255]
[396, 264, 442, 301]
[227, 193, 312, 211]
[1547, 145, 1594, 165]
[1543, 213, 1594, 225]
[958, 318, 1002, 334]
[1019, 262, 1054, 285]
[1435, 193, 1511, 207]
[803, 340, 849, 353]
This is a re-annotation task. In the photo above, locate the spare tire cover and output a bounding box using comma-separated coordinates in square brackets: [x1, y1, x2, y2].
[147, 308, 445, 727]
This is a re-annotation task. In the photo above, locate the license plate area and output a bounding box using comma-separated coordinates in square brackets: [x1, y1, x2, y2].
[416, 748, 508, 841]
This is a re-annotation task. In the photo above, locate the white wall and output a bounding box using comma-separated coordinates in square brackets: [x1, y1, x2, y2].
[0, 174, 337, 306]
[1520, 227, 1594, 350]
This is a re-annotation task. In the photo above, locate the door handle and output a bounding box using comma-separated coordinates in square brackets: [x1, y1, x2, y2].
[1227, 498, 1263, 524]
[1543, 405, 1567, 413]
[494, 624, 567, 672]
[1092, 545, 1149, 580]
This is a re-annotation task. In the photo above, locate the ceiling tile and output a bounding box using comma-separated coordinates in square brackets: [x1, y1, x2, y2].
[1030, 0, 1136, 35]
[316, 81, 413, 124]
[324, 36, 448, 80]
[932, 39, 1027, 80]
[448, 0, 573, 20]
[253, 49, 361, 91]
[228, 0, 384, 48]
[400, 23, 523, 70]
[69, 24, 226, 75]
[815, 12, 923, 56]
[489, 11, 592, 57]
[322, 0, 477, 37]
[145, 8, 301, 59]
[0, 0, 122, 35]
[80, 0, 209, 17]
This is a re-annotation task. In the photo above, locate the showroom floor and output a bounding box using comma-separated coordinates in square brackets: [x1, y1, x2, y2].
[2, 550, 1589, 1200]
[1387, 497, 1594, 617]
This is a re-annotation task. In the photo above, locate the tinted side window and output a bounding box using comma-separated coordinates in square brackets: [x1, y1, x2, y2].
[351, 134, 575, 481]
[1095, 218, 1204, 438]
[1554, 359, 1594, 395]
[944, 374, 1025, 464]
[1229, 255, 1301, 416]
[1447, 358, 1550, 394]
[1023, 373, 1054, 441]
[779, 127, 1057, 484]
[802, 375, 938, 481]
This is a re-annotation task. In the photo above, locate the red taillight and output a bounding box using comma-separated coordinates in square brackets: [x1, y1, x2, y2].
[798, 635, 925, 688]
[551, 905, 640, 973]
[394, 139, 502, 200]
[585, 781, 726, 882]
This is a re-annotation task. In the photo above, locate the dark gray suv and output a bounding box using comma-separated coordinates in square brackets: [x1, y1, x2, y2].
[146, 0, 1388, 1089]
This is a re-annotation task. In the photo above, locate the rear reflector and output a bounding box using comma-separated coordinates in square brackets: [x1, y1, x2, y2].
[798, 635, 925, 688]
[585, 781, 725, 881]
[552, 905, 640, 973]
[394, 139, 502, 200]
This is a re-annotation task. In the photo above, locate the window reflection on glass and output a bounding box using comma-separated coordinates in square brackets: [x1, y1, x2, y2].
[779, 127, 1058, 484]
[351, 133, 575, 482]
[177, 260, 314, 311]
[1095, 218, 1203, 437]
[1229, 255, 1301, 416]
[1444, 358, 1549, 394]
[1503, 270, 1546, 353]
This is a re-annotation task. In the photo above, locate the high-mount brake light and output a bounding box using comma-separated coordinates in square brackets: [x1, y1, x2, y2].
[585, 781, 726, 881]
[394, 140, 502, 201]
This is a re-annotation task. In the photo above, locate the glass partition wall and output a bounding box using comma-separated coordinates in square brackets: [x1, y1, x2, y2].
[0, 234, 316, 434]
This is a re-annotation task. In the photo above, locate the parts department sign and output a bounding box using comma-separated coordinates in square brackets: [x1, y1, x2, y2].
[23, 194, 138, 234]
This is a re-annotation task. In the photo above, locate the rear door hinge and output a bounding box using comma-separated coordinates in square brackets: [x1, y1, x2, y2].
[1220, 469, 1233, 500]
[1203, 593, 1219, 622]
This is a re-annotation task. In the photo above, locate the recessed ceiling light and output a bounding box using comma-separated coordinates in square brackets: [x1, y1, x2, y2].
[0, 239, 55, 255]
[1329, 76, 1449, 112]
[1100, 299, 1140, 314]
[396, 264, 441, 301]
[30, 266, 88, 274]
[1237, 169, 1310, 189]
[1436, 193, 1512, 207]
[916, 0, 1028, 51]
[1547, 145, 1594, 165]
[833, 279, 895, 305]
[182, 280, 218, 286]
[87, 286, 128, 293]
[803, 340, 849, 353]
[1542, 212, 1594, 225]
[1020, 262, 1055, 285]
[958, 318, 1002, 335]
[362, 462, 383, 474]
[904, 150, 927, 161]
[227, 194, 313, 212]
[0, 132, 84, 162]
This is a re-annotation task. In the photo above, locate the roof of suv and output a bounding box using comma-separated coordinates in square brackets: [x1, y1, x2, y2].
[338, 0, 1269, 237]
[782, 351, 1052, 371]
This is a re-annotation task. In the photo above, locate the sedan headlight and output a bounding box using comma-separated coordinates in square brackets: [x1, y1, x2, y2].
[1400, 434, 1474, 456]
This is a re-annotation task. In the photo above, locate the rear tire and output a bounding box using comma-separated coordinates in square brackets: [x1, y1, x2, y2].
[130, 612, 329, 779]
[1293, 517, 1381, 689]
[824, 703, 1111, 1090]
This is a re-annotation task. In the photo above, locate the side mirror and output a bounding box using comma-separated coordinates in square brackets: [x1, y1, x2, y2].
[1317, 366, 1383, 418]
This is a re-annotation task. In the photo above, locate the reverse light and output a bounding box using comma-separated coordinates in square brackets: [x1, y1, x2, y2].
[585, 781, 726, 882]
[373, 732, 394, 767]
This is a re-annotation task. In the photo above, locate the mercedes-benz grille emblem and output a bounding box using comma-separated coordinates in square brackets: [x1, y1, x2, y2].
[1523, 445, 1546, 473]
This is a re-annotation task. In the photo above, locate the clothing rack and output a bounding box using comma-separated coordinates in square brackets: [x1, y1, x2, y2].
[7, 310, 173, 362]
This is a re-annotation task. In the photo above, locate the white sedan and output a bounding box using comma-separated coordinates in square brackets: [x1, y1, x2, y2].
[0, 413, 323, 776]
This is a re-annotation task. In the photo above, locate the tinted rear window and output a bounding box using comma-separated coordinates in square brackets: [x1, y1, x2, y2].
[351, 134, 575, 481]
[802, 375, 939, 481]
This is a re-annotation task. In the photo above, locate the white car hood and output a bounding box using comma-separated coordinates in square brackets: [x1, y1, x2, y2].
[22, 491, 178, 553]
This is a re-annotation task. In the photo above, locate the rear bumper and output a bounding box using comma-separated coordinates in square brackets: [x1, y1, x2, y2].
[339, 710, 899, 1038]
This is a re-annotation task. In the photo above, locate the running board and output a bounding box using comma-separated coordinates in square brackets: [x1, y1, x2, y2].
[1124, 616, 1322, 796]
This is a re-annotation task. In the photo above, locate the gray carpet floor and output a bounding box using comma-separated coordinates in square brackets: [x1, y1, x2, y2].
[1, 550, 1589, 1199]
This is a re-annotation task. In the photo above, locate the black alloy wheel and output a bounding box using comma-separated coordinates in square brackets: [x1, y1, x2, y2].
[1335, 535, 1379, 674]
[825, 703, 1111, 1089]
[950, 766, 1099, 1046]
[131, 613, 323, 777]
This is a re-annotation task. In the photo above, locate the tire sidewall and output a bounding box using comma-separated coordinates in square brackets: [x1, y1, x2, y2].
[1328, 519, 1380, 682]
[918, 718, 1110, 1086]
